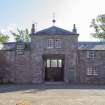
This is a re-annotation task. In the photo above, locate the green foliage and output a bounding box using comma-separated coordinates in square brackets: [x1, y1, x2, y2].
[11, 28, 31, 42]
[0, 34, 9, 43]
[90, 14, 105, 40]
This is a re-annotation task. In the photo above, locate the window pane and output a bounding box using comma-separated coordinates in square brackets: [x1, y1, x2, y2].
[47, 59, 50, 67]
[87, 68, 92, 75]
[58, 59, 62, 67]
[93, 68, 98, 75]
[87, 67, 98, 76]
[51, 60, 57, 67]
[47, 39, 54, 48]
[55, 39, 61, 48]
[87, 51, 95, 59]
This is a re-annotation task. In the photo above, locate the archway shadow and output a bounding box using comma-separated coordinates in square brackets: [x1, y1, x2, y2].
[0, 83, 105, 93]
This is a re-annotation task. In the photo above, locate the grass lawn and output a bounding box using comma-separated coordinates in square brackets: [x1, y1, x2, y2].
[0, 84, 105, 105]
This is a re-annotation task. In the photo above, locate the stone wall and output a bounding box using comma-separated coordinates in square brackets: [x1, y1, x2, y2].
[1, 50, 32, 83]
[31, 35, 78, 83]
[14, 51, 32, 83]
[78, 50, 105, 84]
[0, 34, 79, 84]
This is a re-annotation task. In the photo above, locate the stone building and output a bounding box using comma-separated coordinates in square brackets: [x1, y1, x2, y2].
[0, 23, 105, 84]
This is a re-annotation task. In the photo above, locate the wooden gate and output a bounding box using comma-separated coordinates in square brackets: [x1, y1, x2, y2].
[43, 55, 64, 81]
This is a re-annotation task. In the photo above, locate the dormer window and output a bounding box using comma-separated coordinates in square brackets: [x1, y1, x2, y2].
[47, 39, 62, 49]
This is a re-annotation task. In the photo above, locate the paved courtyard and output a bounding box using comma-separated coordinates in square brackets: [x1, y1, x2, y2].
[0, 84, 105, 105]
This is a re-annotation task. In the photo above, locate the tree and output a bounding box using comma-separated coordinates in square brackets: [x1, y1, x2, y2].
[90, 14, 105, 41]
[10, 28, 31, 42]
[0, 34, 9, 43]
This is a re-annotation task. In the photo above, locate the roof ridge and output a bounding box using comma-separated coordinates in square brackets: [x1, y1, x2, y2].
[35, 26, 79, 35]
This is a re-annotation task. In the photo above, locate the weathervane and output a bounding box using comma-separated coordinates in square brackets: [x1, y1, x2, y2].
[52, 12, 56, 26]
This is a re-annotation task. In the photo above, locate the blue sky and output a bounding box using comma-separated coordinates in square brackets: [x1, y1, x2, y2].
[0, 0, 105, 41]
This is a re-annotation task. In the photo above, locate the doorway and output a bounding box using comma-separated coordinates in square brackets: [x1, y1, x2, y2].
[43, 55, 64, 81]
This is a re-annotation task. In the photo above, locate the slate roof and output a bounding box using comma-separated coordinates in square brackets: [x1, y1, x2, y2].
[79, 42, 105, 50]
[35, 26, 79, 35]
[1, 41, 105, 51]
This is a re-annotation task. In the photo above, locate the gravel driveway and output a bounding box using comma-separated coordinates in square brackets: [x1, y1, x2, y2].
[0, 83, 105, 105]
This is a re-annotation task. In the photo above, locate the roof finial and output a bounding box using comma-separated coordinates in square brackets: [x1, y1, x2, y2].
[52, 12, 56, 26]
[72, 24, 77, 33]
[31, 23, 38, 35]
[31, 24, 35, 35]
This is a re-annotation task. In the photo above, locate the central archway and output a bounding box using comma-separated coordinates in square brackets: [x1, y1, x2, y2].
[43, 54, 65, 81]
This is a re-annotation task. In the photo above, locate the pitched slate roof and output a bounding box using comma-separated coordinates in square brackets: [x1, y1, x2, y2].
[35, 26, 79, 35]
[79, 42, 105, 50]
